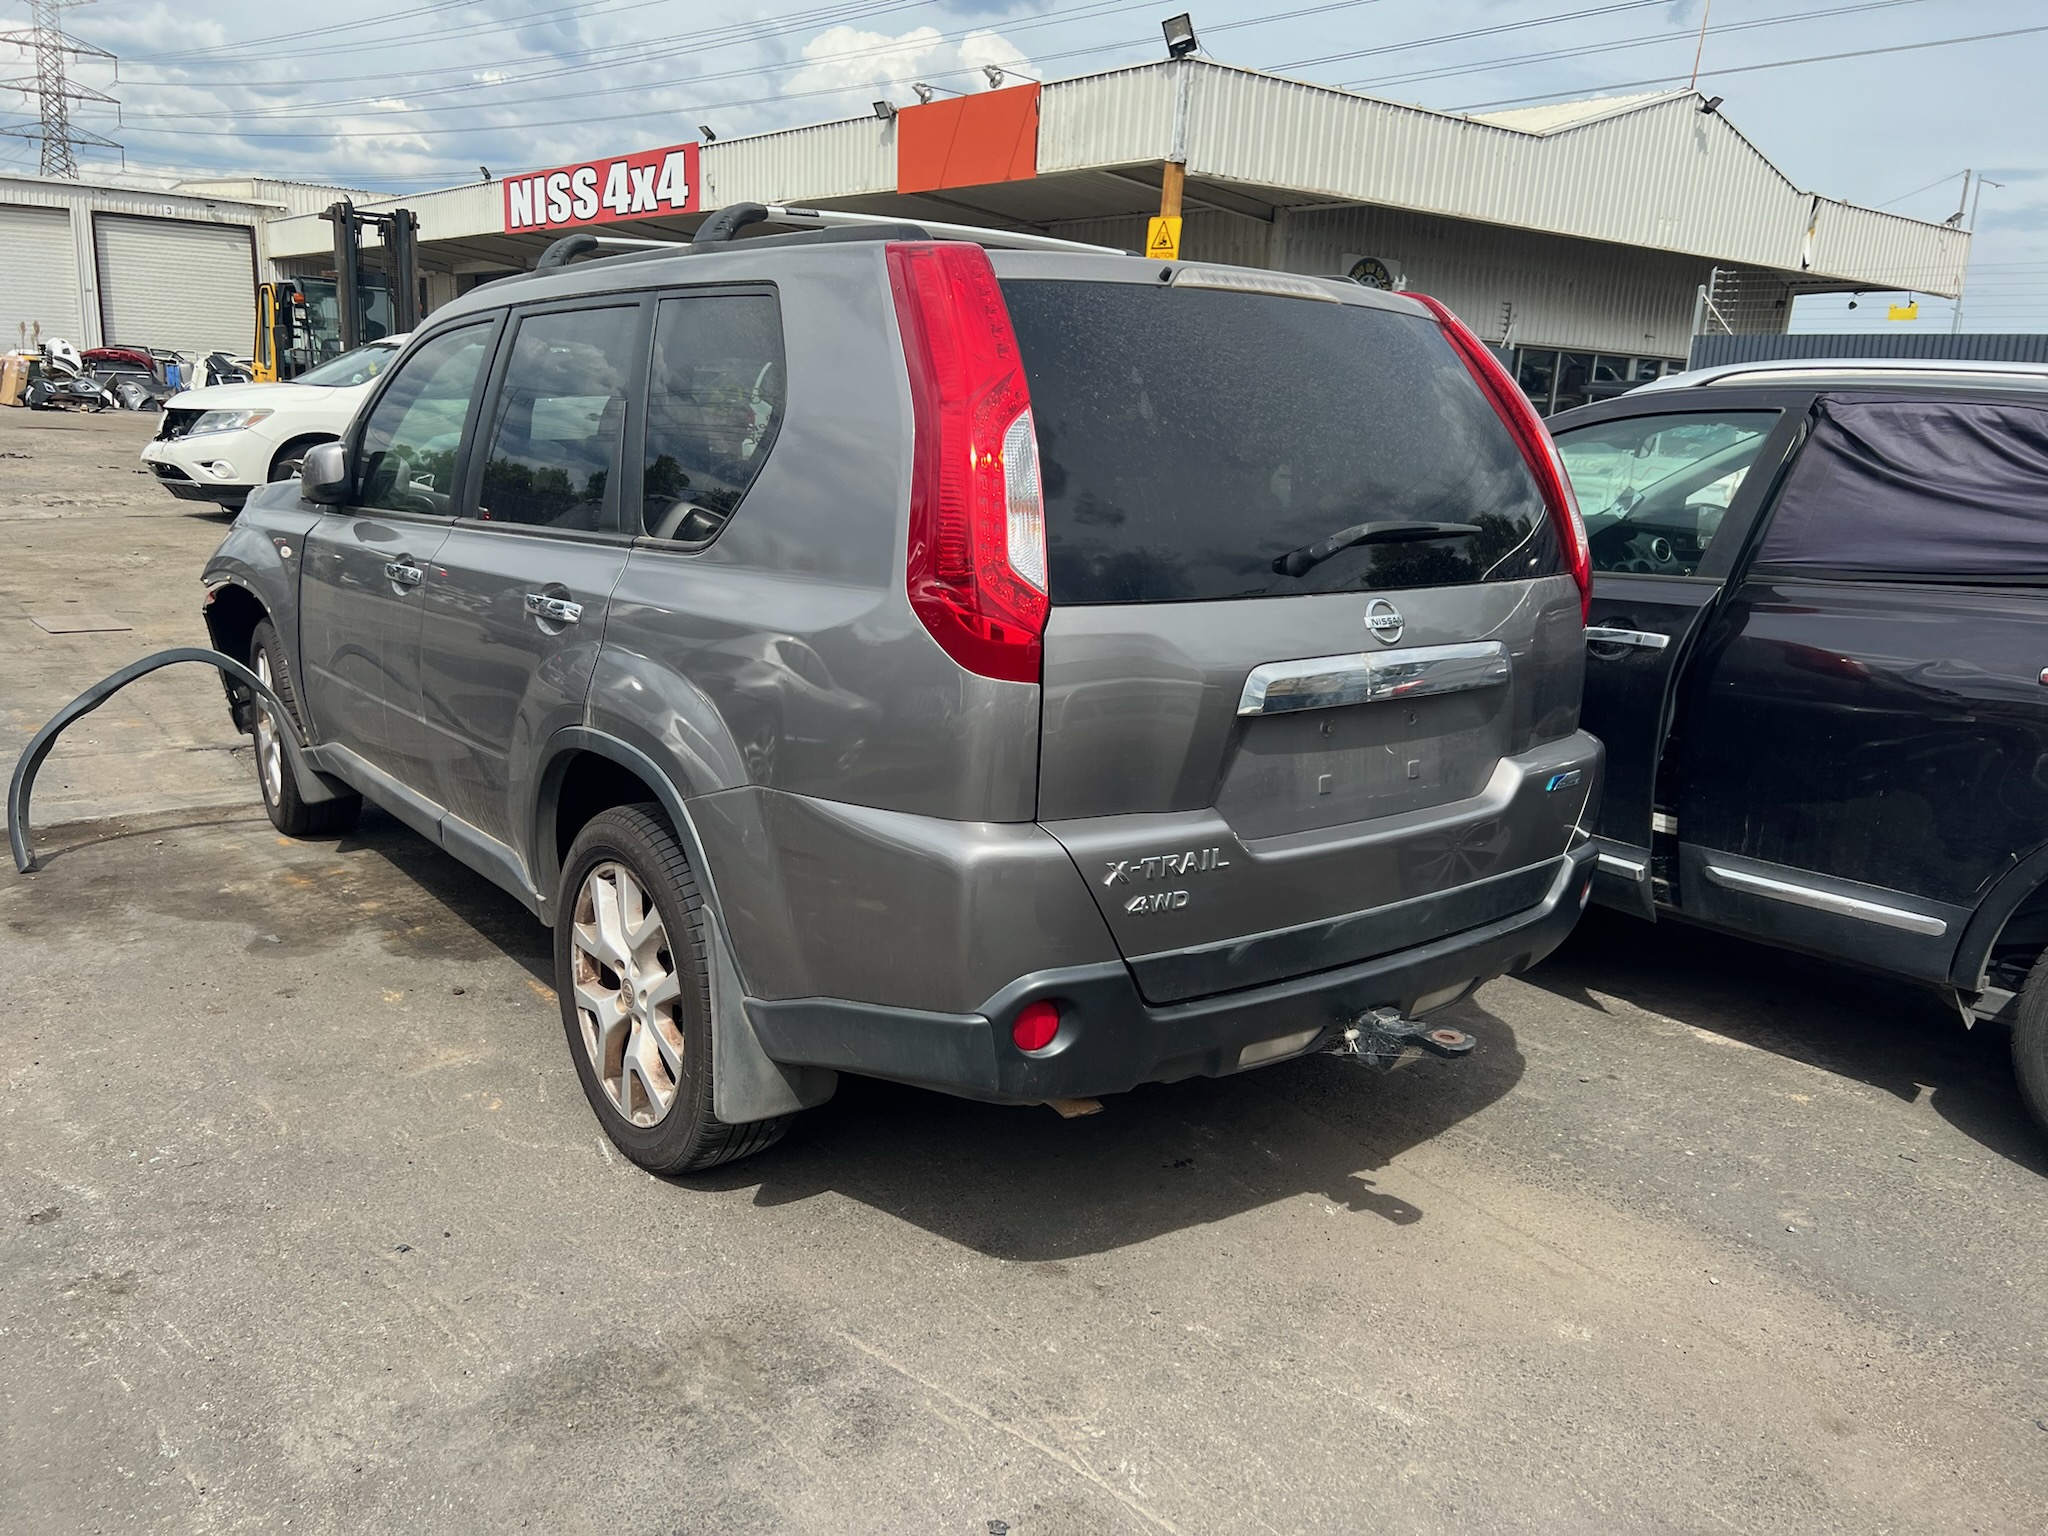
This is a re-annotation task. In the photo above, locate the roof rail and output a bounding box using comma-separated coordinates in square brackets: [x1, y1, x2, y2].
[525, 203, 1129, 276]
[534, 231, 681, 270]
[756, 204, 1127, 255]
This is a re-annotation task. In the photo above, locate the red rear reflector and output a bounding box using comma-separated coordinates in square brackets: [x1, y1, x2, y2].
[886, 241, 1049, 684]
[1408, 293, 1592, 623]
[1011, 999, 1060, 1052]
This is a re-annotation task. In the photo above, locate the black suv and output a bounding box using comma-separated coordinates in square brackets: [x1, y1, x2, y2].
[1550, 360, 2048, 1132]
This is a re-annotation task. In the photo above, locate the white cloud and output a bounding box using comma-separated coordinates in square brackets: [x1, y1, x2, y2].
[783, 23, 1035, 106]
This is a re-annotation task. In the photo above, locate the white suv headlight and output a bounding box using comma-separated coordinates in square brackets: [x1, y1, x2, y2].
[188, 408, 274, 436]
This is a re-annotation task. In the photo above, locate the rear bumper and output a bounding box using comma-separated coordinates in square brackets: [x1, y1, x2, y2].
[745, 841, 1597, 1102]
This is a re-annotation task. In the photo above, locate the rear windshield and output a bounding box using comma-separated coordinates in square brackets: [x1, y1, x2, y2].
[1001, 279, 1559, 605]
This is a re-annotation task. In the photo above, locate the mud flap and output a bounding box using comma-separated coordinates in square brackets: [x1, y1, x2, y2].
[8, 646, 343, 874]
[701, 896, 838, 1124]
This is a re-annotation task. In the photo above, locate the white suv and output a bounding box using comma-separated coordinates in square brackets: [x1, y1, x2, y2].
[141, 336, 410, 510]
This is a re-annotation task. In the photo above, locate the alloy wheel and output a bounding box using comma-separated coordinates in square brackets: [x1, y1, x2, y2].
[252, 651, 284, 806]
[570, 861, 686, 1126]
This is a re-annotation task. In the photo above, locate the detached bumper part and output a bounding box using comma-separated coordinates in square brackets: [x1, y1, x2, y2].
[8, 646, 342, 873]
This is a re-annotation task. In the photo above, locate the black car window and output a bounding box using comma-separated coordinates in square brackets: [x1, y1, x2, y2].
[1755, 396, 2048, 580]
[356, 325, 492, 515]
[477, 305, 639, 532]
[1555, 411, 1779, 577]
[1002, 281, 1559, 605]
[641, 293, 785, 545]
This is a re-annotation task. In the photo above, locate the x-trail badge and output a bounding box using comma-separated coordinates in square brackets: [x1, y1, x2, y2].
[1365, 598, 1404, 644]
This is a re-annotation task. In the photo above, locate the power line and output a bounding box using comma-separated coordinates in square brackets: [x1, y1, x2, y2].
[1344, 0, 1945, 93]
[112, 0, 1186, 122]
[1451, 21, 2048, 111]
[1874, 169, 1969, 210]
[105, 0, 1387, 136]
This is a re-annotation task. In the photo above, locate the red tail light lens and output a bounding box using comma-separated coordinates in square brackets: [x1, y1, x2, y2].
[1408, 293, 1592, 622]
[886, 241, 1049, 684]
[1011, 999, 1061, 1052]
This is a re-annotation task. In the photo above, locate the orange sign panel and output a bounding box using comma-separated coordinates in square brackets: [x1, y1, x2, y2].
[896, 83, 1040, 195]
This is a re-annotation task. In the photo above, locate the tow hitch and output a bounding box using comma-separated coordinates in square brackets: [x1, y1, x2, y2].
[1324, 1007, 1476, 1070]
[8, 646, 340, 874]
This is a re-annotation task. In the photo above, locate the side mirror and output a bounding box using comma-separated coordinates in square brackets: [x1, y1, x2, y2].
[300, 441, 350, 505]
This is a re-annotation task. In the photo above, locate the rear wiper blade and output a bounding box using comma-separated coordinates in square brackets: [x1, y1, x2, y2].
[1271, 520, 1481, 578]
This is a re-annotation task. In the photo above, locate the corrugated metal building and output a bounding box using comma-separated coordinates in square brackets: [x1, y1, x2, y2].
[1690, 332, 2048, 368]
[262, 59, 1968, 412]
[0, 170, 375, 356]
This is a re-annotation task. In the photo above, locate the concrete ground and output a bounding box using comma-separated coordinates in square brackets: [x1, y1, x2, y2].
[3, 411, 2045, 1534]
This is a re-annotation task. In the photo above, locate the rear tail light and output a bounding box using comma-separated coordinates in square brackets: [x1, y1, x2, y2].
[1409, 293, 1592, 622]
[886, 241, 1049, 684]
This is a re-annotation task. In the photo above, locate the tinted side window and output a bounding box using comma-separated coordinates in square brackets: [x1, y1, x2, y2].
[1756, 396, 2048, 580]
[356, 325, 492, 514]
[1555, 410, 1778, 577]
[641, 293, 785, 545]
[475, 306, 640, 532]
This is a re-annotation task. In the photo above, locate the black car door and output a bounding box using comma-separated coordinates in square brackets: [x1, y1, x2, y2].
[1673, 391, 2048, 982]
[1551, 395, 1806, 916]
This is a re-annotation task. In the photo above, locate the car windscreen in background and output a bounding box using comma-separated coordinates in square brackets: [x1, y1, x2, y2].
[1755, 396, 2048, 579]
[1000, 280, 1558, 605]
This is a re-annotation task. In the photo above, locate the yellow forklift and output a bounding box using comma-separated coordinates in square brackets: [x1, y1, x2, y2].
[252, 203, 420, 383]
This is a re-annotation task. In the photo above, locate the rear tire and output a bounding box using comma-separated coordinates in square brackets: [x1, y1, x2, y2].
[555, 804, 791, 1174]
[247, 619, 361, 838]
[2013, 950, 2048, 1138]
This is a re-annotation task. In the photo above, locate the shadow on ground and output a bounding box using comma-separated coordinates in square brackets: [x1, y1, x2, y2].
[7, 804, 551, 982]
[8, 801, 1525, 1258]
[1531, 907, 2046, 1177]
[696, 994, 1524, 1261]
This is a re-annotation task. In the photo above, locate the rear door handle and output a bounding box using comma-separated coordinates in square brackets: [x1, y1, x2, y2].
[524, 592, 583, 625]
[383, 560, 423, 587]
[1584, 625, 1670, 651]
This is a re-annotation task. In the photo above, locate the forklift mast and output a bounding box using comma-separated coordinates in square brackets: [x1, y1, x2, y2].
[322, 201, 421, 355]
[253, 204, 419, 383]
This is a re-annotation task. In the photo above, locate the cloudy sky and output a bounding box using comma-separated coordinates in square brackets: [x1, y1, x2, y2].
[8, 0, 2045, 329]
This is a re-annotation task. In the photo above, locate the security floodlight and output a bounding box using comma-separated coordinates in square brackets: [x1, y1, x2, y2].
[873, 100, 896, 121]
[478, 165, 490, 182]
[983, 64, 1007, 89]
[1698, 96, 1723, 115]
[698, 124, 717, 141]
[1162, 13, 1199, 58]
[912, 82, 936, 105]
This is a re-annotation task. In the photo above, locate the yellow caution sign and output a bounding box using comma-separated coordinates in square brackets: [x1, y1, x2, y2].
[1887, 300, 1919, 321]
[1146, 216, 1182, 261]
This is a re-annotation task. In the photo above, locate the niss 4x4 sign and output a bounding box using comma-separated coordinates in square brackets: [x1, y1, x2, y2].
[503, 141, 700, 234]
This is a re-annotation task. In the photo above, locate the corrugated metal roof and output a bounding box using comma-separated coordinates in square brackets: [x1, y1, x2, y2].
[259, 56, 1965, 297]
[0, 172, 273, 225]
[706, 117, 894, 207]
[1690, 333, 2048, 368]
[1467, 92, 1684, 134]
[174, 177, 379, 218]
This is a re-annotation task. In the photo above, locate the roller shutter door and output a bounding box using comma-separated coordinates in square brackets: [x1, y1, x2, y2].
[0, 204, 84, 347]
[94, 214, 256, 356]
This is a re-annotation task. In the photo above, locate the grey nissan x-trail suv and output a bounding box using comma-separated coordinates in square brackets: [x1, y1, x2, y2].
[200, 210, 1603, 1173]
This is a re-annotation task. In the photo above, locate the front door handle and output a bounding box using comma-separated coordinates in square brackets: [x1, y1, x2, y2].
[524, 592, 583, 625]
[383, 560, 424, 587]
[1585, 625, 1671, 651]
